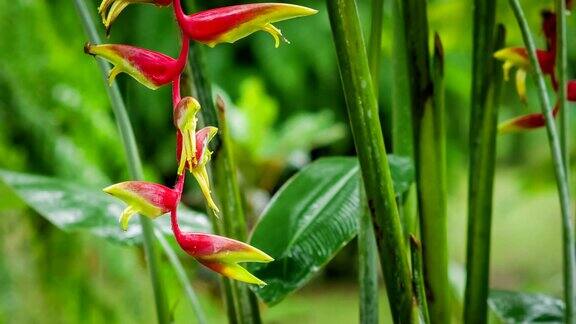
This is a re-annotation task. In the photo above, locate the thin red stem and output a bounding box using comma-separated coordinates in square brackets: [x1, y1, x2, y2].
[172, 77, 181, 108]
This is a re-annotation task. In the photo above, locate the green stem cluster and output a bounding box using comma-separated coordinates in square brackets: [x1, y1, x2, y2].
[395, 0, 449, 321]
[508, 0, 576, 322]
[326, 0, 413, 322]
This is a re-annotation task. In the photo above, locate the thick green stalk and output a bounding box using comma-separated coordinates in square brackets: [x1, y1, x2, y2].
[368, 0, 384, 99]
[215, 97, 262, 324]
[464, 0, 501, 316]
[396, 0, 449, 321]
[73, 1, 169, 323]
[154, 229, 207, 324]
[357, 1, 384, 323]
[410, 236, 430, 324]
[391, 0, 416, 240]
[327, 0, 413, 322]
[358, 186, 379, 324]
[556, 0, 570, 184]
[508, 1, 576, 322]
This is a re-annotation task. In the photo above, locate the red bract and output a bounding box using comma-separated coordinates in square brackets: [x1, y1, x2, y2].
[173, 1, 317, 47]
[103, 181, 179, 230]
[170, 209, 273, 285]
[498, 105, 560, 134]
[568, 80, 576, 101]
[85, 39, 188, 90]
[541, 10, 557, 53]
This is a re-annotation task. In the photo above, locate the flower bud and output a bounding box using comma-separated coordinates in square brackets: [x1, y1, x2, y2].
[173, 97, 219, 213]
[174, 2, 317, 48]
[84, 41, 188, 90]
[103, 181, 179, 230]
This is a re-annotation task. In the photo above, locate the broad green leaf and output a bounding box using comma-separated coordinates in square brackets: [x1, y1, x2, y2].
[0, 170, 210, 246]
[489, 290, 564, 323]
[248, 156, 413, 305]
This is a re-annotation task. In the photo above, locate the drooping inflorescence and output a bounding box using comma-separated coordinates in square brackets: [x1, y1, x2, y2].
[90, 0, 317, 284]
[494, 1, 575, 133]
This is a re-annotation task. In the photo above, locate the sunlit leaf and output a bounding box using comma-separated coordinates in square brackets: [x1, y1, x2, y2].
[248, 156, 413, 305]
[0, 170, 210, 245]
[489, 290, 564, 323]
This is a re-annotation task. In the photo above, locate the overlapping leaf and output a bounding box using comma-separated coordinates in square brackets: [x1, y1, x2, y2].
[489, 290, 564, 323]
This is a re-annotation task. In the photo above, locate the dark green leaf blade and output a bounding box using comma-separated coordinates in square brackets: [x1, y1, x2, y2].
[489, 290, 564, 323]
[249, 157, 361, 305]
[248, 156, 414, 305]
[0, 170, 210, 245]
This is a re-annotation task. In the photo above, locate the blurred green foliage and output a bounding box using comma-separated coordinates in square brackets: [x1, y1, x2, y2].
[0, 0, 575, 322]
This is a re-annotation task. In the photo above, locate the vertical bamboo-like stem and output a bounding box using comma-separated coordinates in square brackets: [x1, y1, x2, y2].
[368, 0, 384, 100]
[391, 0, 416, 239]
[396, 0, 449, 321]
[327, 0, 414, 322]
[73, 1, 170, 323]
[215, 97, 262, 324]
[358, 187, 379, 324]
[357, 1, 385, 322]
[508, 1, 576, 322]
[410, 235, 430, 324]
[464, 0, 501, 316]
[556, 0, 570, 179]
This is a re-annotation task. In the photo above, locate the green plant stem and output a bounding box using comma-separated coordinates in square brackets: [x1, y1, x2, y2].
[368, 0, 384, 100]
[358, 185, 379, 324]
[391, 0, 416, 240]
[327, 0, 413, 322]
[556, 0, 570, 183]
[464, 0, 499, 322]
[396, 0, 449, 321]
[410, 235, 430, 324]
[215, 98, 262, 324]
[508, 1, 576, 322]
[73, 1, 170, 323]
[154, 228, 207, 324]
[357, 2, 384, 323]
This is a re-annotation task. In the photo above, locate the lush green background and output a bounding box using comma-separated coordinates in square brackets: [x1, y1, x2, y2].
[0, 0, 574, 322]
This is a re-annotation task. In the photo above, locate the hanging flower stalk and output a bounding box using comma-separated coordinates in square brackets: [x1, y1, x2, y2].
[87, 0, 317, 284]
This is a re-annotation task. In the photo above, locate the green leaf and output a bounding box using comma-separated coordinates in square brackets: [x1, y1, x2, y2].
[248, 156, 414, 305]
[489, 290, 564, 323]
[0, 170, 210, 245]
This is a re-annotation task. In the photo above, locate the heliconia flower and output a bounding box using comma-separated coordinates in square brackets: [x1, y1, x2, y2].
[494, 47, 556, 102]
[84, 40, 188, 90]
[171, 210, 273, 285]
[103, 181, 179, 230]
[173, 97, 219, 213]
[498, 105, 560, 134]
[173, 2, 317, 48]
[98, 0, 171, 33]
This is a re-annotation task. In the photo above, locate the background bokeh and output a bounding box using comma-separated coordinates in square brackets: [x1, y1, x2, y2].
[0, 0, 575, 322]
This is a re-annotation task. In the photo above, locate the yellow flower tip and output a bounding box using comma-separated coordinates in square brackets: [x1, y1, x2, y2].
[497, 121, 520, 134]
